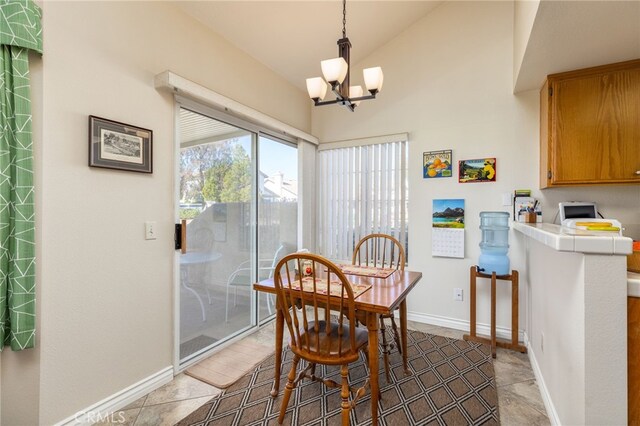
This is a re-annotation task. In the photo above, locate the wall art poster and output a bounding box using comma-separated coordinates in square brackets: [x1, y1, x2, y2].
[423, 149, 452, 178]
[458, 158, 496, 183]
[432, 199, 465, 258]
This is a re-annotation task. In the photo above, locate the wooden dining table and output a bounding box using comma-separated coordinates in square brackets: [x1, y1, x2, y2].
[253, 268, 422, 426]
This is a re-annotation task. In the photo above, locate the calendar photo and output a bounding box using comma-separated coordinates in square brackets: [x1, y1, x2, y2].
[432, 199, 464, 228]
[432, 199, 465, 258]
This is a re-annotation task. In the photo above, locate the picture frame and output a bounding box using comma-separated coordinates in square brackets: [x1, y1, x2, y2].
[89, 115, 152, 173]
[423, 149, 452, 178]
[458, 157, 496, 183]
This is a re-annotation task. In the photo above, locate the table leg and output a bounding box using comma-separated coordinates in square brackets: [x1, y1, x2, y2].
[367, 312, 379, 426]
[271, 301, 284, 397]
[470, 266, 477, 337]
[511, 270, 519, 346]
[400, 300, 410, 375]
[491, 272, 497, 358]
[181, 279, 206, 322]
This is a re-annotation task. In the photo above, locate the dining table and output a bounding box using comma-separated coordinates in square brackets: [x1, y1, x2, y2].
[253, 266, 423, 426]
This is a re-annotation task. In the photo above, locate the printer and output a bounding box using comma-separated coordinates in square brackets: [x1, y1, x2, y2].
[559, 202, 622, 233]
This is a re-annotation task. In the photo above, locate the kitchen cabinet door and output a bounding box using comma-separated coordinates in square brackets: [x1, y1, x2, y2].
[540, 60, 640, 187]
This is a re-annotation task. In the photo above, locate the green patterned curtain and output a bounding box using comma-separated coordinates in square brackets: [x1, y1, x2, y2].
[0, 0, 42, 351]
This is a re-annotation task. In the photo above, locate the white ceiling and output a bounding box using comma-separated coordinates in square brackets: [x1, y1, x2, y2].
[174, 1, 444, 91]
[515, 0, 640, 92]
[173, 1, 640, 96]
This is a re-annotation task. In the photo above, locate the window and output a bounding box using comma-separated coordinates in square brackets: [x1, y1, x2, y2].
[318, 137, 408, 262]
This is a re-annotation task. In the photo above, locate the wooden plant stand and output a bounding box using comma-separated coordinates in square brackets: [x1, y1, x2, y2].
[463, 266, 527, 358]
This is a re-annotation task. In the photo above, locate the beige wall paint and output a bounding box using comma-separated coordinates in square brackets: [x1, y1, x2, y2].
[313, 0, 538, 332]
[513, 0, 540, 86]
[0, 1, 311, 423]
[311, 0, 640, 333]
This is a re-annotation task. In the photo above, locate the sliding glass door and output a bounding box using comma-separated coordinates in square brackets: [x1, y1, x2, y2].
[257, 135, 298, 323]
[176, 101, 298, 366]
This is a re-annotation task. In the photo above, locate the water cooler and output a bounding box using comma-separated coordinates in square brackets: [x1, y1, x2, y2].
[478, 211, 510, 276]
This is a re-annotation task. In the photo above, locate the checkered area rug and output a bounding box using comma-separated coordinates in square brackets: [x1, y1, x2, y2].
[176, 330, 499, 425]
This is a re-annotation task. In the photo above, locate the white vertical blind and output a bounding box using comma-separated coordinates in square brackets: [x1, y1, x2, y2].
[318, 138, 409, 261]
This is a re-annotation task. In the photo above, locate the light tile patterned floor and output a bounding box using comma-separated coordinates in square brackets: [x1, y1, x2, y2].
[98, 321, 550, 425]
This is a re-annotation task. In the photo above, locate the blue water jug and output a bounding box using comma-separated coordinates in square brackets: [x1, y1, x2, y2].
[478, 211, 510, 275]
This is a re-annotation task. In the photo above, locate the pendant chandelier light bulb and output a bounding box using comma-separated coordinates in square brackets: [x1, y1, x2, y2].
[363, 67, 384, 94]
[306, 77, 328, 101]
[321, 58, 348, 86]
[305, 0, 383, 111]
[349, 85, 363, 106]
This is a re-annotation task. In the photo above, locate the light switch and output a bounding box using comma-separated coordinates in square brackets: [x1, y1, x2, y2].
[145, 221, 157, 240]
[502, 193, 512, 207]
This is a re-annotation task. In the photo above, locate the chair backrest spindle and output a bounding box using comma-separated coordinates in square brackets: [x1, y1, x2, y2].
[274, 253, 358, 360]
[352, 233, 405, 272]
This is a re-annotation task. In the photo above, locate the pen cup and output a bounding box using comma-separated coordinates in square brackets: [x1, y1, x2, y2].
[523, 212, 537, 223]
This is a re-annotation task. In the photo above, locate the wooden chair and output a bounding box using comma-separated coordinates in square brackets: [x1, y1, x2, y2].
[352, 233, 405, 381]
[273, 253, 371, 425]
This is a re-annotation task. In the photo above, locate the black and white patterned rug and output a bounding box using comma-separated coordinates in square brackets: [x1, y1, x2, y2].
[176, 330, 499, 425]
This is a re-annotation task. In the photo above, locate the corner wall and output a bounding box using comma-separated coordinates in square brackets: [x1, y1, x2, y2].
[310, 0, 640, 339]
[312, 0, 538, 333]
[0, 2, 310, 424]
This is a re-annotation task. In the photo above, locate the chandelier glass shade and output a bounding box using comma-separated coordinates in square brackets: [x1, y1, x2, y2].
[305, 0, 383, 111]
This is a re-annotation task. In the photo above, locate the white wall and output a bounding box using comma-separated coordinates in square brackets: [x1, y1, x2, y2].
[0, 2, 310, 424]
[521, 236, 627, 424]
[311, 0, 640, 338]
[313, 0, 539, 334]
[513, 0, 540, 85]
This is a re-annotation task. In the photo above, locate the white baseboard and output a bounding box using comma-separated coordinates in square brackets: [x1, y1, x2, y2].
[406, 311, 525, 343]
[524, 333, 560, 426]
[55, 366, 173, 426]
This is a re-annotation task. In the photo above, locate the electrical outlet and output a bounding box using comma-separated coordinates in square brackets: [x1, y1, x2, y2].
[540, 332, 544, 352]
[454, 288, 463, 301]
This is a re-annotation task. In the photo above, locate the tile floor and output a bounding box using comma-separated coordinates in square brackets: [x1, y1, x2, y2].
[98, 321, 550, 425]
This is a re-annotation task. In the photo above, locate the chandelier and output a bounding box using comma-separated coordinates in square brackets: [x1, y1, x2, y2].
[305, 0, 384, 112]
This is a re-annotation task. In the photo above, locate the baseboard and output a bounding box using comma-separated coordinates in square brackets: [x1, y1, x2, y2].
[406, 311, 525, 343]
[524, 333, 560, 426]
[55, 366, 173, 426]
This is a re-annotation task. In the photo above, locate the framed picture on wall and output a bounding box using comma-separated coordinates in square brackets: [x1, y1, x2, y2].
[423, 149, 452, 178]
[458, 157, 496, 183]
[88, 115, 153, 173]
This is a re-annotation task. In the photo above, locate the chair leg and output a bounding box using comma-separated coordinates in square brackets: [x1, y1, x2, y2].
[340, 364, 350, 426]
[362, 347, 382, 400]
[279, 355, 300, 424]
[390, 316, 402, 355]
[379, 316, 391, 382]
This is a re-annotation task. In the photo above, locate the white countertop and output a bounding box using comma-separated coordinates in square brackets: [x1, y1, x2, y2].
[629, 271, 640, 298]
[513, 222, 633, 255]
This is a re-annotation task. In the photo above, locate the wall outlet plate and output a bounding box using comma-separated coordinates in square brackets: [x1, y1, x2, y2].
[454, 288, 463, 301]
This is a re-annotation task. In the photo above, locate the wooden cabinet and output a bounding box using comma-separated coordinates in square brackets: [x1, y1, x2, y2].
[540, 59, 640, 188]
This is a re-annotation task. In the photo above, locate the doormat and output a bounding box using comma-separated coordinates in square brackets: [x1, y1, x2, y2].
[185, 339, 274, 389]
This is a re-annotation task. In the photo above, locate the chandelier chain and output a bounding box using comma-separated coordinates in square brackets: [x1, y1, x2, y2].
[342, 0, 347, 38]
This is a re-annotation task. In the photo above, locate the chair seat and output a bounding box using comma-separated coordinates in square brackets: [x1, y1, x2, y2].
[290, 320, 368, 364]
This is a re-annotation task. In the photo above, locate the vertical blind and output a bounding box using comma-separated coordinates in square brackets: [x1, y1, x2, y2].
[318, 138, 408, 262]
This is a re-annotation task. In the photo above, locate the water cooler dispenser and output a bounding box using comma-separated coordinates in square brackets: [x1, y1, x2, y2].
[478, 211, 510, 276]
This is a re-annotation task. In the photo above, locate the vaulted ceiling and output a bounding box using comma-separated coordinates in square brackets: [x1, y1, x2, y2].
[174, 1, 444, 91]
[174, 1, 640, 95]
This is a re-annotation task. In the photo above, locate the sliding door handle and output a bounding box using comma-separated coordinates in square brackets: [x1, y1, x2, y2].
[175, 219, 187, 253]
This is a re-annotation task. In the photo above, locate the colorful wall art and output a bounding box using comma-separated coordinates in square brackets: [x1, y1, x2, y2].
[458, 158, 496, 183]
